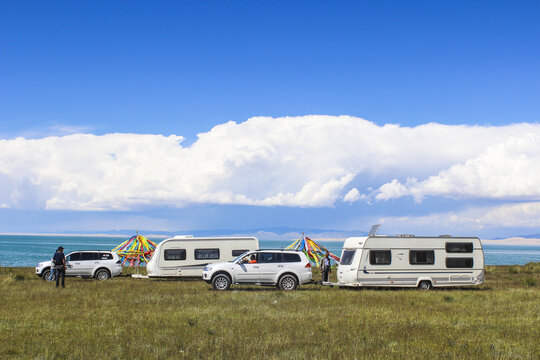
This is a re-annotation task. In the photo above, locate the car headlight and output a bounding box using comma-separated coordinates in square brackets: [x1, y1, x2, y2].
[37, 262, 44, 267]
[203, 267, 212, 272]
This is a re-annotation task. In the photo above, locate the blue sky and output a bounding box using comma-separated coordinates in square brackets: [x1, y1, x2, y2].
[1, 1, 540, 238]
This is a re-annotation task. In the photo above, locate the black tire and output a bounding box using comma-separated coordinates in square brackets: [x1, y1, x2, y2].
[418, 280, 432, 291]
[278, 274, 298, 291]
[42, 268, 54, 282]
[212, 274, 231, 291]
[95, 269, 110, 281]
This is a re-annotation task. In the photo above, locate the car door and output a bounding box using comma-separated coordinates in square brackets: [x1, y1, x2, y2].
[65, 252, 82, 275]
[234, 253, 260, 282]
[258, 252, 281, 283]
[80, 252, 98, 276]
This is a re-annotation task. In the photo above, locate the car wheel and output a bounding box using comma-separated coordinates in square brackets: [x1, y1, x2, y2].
[418, 280, 432, 291]
[95, 269, 110, 281]
[279, 274, 298, 291]
[212, 274, 231, 291]
[42, 269, 54, 281]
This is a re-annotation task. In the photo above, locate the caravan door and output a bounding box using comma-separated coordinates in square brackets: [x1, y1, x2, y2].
[337, 249, 360, 284]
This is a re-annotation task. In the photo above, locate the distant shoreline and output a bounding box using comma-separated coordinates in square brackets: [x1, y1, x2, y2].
[480, 237, 540, 246]
[0, 233, 170, 238]
[0, 233, 538, 245]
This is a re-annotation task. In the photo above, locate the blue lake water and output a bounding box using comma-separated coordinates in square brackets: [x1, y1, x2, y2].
[0, 235, 539, 267]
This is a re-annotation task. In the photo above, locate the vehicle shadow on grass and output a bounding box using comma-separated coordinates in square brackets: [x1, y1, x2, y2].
[336, 286, 493, 292]
[208, 286, 315, 292]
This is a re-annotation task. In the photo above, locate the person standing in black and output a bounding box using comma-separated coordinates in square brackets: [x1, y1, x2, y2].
[52, 246, 66, 288]
[321, 251, 331, 283]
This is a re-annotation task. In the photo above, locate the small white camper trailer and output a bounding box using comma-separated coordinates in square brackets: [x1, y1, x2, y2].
[337, 227, 484, 289]
[146, 236, 259, 277]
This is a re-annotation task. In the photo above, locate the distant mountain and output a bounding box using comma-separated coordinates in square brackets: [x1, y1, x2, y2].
[514, 234, 540, 239]
[494, 234, 540, 240]
[61, 227, 369, 239]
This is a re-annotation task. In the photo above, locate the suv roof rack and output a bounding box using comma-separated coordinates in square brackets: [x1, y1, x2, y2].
[256, 248, 292, 251]
[73, 250, 113, 252]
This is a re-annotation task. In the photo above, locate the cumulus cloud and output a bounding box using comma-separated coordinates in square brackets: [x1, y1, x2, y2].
[1, 115, 540, 210]
[343, 188, 363, 203]
[376, 133, 540, 202]
[377, 202, 540, 233]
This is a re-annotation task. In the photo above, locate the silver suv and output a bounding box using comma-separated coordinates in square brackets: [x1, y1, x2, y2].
[202, 250, 313, 291]
[35, 250, 123, 281]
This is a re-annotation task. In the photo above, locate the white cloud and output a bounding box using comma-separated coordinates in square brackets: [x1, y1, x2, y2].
[1, 115, 540, 210]
[376, 133, 540, 202]
[343, 188, 364, 203]
[377, 202, 540, 233]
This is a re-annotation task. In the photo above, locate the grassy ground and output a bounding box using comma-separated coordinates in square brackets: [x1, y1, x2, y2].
[0, 264, 538, 360]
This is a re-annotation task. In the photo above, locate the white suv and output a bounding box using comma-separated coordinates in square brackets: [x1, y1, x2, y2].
[35, 250, 123, 281]
[202, 250, 313, 291]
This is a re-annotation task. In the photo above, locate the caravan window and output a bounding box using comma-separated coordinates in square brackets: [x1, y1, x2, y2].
[195, 249, 220, 260]
[446, 242, 473, 253]
[446, 258, 473, 268]
[340, 250, 356, 265]
[164, 249, 186, 261]
[409, 250, 435, 265]
[232, 250, 249, 257]
[370, 250, 391, 265]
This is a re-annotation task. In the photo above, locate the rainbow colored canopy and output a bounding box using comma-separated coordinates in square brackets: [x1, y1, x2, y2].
[286, 235, 340, 267]
[112, 234, 157, 267]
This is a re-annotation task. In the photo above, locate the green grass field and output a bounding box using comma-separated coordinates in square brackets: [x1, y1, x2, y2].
[1, 264, 538, 360]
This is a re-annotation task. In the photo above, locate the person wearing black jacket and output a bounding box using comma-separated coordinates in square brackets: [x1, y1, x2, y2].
[321, 252, 331, 282]
[52, 247, 66, 288]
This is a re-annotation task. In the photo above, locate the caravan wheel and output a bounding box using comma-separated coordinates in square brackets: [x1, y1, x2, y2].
[418, 280, 432, 291]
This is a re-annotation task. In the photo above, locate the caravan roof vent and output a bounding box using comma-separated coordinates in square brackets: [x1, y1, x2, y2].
[368, 224, 381, 237]
[398, 234, 415, 237]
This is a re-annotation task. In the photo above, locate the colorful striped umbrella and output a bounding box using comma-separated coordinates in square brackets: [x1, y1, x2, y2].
[112, 234, 157, 267]
[285, 234, 340, 267]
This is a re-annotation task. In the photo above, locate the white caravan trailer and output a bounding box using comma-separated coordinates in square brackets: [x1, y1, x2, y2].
[146, 236, 259, 277]
[337, 230, 484, 289]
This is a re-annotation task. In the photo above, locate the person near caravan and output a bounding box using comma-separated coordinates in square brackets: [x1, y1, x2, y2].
[48, 248, 60, 281]
[321, 252, 331, 282]
[52, 246, 66, 288]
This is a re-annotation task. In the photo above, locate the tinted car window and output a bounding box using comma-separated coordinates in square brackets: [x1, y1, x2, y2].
[282, 253, 301, 262]
[99, 253, 113, 260]
[67, 253, 81, 261]
[259, 253, 279, 263]
[80, 252, 98, 261]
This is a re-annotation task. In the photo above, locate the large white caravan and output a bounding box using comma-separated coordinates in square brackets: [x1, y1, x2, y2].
[337, 229, 484, 289]
[146, 236, 259, 277]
